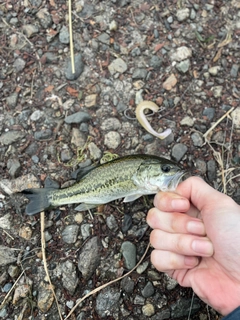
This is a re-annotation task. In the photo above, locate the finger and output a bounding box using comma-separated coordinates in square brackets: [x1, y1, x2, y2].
[147, 208, 206, 236]
[153, 192, 201, 218]
[151, 249, 199, 271]
[150, 229, 214, 257]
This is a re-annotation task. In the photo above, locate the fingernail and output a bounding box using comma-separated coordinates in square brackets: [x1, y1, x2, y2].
[192, 239, 213, 256]
[187, 220, 205, 235]
[171, 198, 188, 211]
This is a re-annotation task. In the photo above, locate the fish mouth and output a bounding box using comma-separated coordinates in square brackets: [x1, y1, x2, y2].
[161, 170, 186, 192]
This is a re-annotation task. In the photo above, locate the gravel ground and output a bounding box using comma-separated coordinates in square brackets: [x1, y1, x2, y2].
[0, 0, 240, 319]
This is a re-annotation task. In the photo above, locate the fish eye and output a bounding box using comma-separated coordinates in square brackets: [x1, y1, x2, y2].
[161, 164, 171, 173]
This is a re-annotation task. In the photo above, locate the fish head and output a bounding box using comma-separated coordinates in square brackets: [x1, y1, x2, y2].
[133, 158, 185, 192]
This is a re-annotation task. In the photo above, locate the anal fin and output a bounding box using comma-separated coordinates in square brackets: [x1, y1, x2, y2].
[123, 194, 143, 203]
[74, 203, 100, 211]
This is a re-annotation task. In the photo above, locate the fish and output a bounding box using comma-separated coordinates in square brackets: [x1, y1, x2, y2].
[20, 154, 185, 215]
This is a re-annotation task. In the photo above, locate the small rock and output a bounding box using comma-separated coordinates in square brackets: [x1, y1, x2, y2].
[100, 118, 121, 131]
[59, 25, 69, 44]
[121, 276, 135, 293]
[231, 107, 240, 129]
[60, 148, 73, 163]
[7, 158, 21, 178]
[141, 281, 154, 298]
[180, 116, 194, 126]
[209, 66, 221, 76]
[171, 143, 188, 161]
[109, 20, 118, 31]
[96, 288, 121, 318]
[61, 260, 78, 295]
[30, 110, 44, 121]
[108, 58, 127, 75]
[106, 215, 118, 231]
[34, 129, 52, 140]
[0, 246, 17, 266]
[88, 142, 102, 160]
[170, 46, 192, 62]
[207, 160, 216, 182]
[163, 73, 177, 91]
[74, 212, 84, 224]
[3, 283, 13, 292]
[176, 8, 190, 21]
[211, 85, 223, 98]
[190, 8, 196, 19]
[62, 225, 79, 244]
[65, 111, 91, 124]
[195, 159, 207, 174]
[22, 24, 39, 37]
[62, 99, 75, 110]
[0, 131, 25, 146]
[203, 107, 215, 121]
[44, 230, 52, 242]
[142, 303, 155, 317]
[85, 94, 98, 107]
[136, 261, 149, 274]
[170, 297, 201, 318]
[13, 58, 26, 72]
[132, 68, 148, 79]
[37, 281, 55, 312]
[19, 225, 32, 240]
[80, 223, 92, 240]
[13, 283, 31, 304]
[121, 241, 136, 270]
[176, 59, 190, 73]
[71, 128, 87, 148]
[165, 273, 178, 290]
[191, 132, 203, 147]
[36, 8, 52, 28]
[78, 236, 102, 280]
[104, 131, 121, 149]
[97, 32, 110, 44]
[65, 53, 84, 80]
[6, 92, 19, 108]
[230, 64, 239, 78]
[0, 213, 11, 230]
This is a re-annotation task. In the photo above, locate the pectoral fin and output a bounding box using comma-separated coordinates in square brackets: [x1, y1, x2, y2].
[74, 203, 100, 211]
[123, 194, 143, 203]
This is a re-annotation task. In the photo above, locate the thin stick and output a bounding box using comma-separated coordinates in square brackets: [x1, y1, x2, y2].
[64, 242, 151, 319]
[40, 211, 63, 320]
[68, 0, 75, 74]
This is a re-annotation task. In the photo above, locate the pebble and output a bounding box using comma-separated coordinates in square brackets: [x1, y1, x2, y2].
[136, 261, 149, 274]
[132, 68, 148, 79]
[6, 92, 19, 108]
[176, 59, 190, 73]
[104, 131, 121, 149]
[78, 236, 101, 279]
[8, 266, 20, 279]
[170, 297, 201, 318]
[3, 283, 13, 292]
[106, 214, 118, 231]
[64, 111, 91, 124]
[121, 276, 135, 293]
[191, 132, 203, 147]
[19, 225, 32, 240]
[121, 241, 136, 270]
[180, 116, 195, 126]
[59, 25, 70, 44]
[170, 46, 192, 62]
[71, 128, 87, 148]
[44, 230, 52, 242]
[37, 281, 55, 312]
[96, 288, 121, 318]
[13, 58, 26, 72]
[34, 129, 52, 140]
[100, 117, 121, 131]
[211, 85, 223, 98]
[176, 8, 190, 21]
[165, 273, 178, 290]
[142, 303, 155, 316]
[190, 8, 196, 19]
[80, 223, 92, 240]
[209, 66, 221, 76]
[60, 148, 73, 162]
[171, 143, 188, 161]
[22, 24, 39, 37]
[203, 107, 215, 121]
[108, 58, 127, 75]
[230, 64, 239, 78]
[61, 260, 78, 295]
[0, 246, 17, 266]
[65, 53, 84, 80]
[30, 110, 44, 121]
[141, 281, 155, 298]
[88, 142, 102, 160]
[149, 55, 162, 69]
[62, 225, 79, 244]
[97, 32, 110, 44]
[207, 160, 216, 182]
[36, 8, 52, 28]
[163, 73, 177, 90]
[109, 20, 118, 31]
[195, 159, 207, 174]
[0, 213, 11, 230]
[85, 94, 98, 107]
[231, 107, 240, 128]
[7, 158, 21, 178]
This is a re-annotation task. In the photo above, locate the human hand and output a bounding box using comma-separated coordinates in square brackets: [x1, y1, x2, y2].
[147, 176, 240, 315]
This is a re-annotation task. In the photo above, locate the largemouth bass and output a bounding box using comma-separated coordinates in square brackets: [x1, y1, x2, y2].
[21, 154, 185, 215]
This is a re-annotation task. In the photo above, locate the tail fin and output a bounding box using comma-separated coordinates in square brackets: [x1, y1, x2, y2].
[21, 188, 52, 215]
